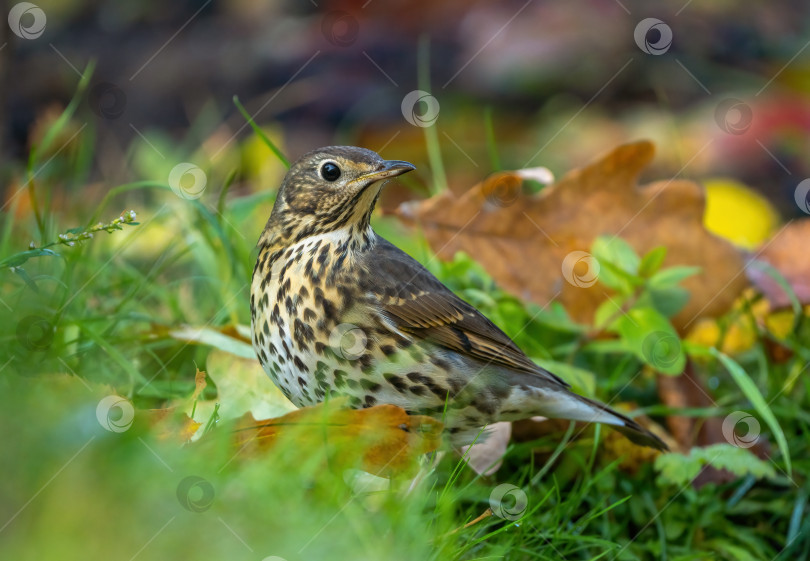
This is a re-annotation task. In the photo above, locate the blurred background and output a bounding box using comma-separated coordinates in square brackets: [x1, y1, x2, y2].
[3, 0, 810, 218]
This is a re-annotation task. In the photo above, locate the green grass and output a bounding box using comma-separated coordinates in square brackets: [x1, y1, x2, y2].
[1, 86, 808, 561]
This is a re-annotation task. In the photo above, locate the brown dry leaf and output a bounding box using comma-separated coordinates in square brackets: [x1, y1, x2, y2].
[747, 219, 810, 308]
[231, 402, 443, 477]
[142, 408, 202, 443]
[396, 141, 747, 332]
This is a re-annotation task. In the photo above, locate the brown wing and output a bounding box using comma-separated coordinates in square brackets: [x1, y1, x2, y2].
[363, 239, 569, 388]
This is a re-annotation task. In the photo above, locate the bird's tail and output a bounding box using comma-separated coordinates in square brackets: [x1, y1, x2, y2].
[507, 378, 668, 451]
[575, 394, 668, 451]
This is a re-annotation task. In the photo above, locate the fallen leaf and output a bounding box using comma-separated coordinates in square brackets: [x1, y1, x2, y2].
[396, 141, 747, 332]
[747, 219, 810, 308]
[143, 408, 202, 443]
[188, 349, 297, 425]
[230, 402, 443, 477]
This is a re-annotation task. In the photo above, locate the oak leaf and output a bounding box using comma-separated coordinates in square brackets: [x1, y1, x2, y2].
[396, 141, 747, 332]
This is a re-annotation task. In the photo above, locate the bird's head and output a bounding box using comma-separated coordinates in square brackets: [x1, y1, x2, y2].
[263, 146, 415, 245]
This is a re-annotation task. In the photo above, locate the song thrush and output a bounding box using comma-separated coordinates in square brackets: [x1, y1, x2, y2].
[250, 146, 666, 451]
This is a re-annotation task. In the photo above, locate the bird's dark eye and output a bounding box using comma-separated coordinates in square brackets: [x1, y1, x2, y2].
[320, 162, 341, 182]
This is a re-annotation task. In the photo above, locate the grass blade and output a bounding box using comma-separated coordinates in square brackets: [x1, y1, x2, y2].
[232, 95, 290, 168]
[710, 347, 792, 475]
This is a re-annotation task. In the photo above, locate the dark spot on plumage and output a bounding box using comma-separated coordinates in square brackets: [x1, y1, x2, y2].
[395, 336, 412, 349]
[298, 285, 309, 299]
[431, 356, 450, 370]
[294, 318, 315, 345]
[320, 298, 337, 321]
[364, 395, 377, 407]
[303, 308, 317, 322]
[380, 345, 396, 356]
[262, 320, 269, 336]
[409, 385, 426, 396]
[448, 427, 462, 434]
[360, 379, 381, 392]
[345, 378, 360, 390]
[349, 396, 362, 408]
[406, 372, 430, 384]
[425, 381, 450, 399]
[447, 378, 463, 395]
[472, 398, 496, 416]
[384, 373, 408, 393]
[314, 389, 325, 399]
[297, 376, 308, 387]
[314, 341, 326, 355]
[358, 353, 373, 368]
[260, 293, 269, 310]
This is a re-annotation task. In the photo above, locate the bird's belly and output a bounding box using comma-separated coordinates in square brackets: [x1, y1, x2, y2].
[250, 236, 508, 428]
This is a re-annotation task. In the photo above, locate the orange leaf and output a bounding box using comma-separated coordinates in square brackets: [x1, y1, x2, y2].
[230, 402, 443, 477]
[143, 408, 202, 443]
[396, 141, 748, 332]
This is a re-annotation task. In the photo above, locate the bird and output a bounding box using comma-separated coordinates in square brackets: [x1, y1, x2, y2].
[250, 146, 667, 451]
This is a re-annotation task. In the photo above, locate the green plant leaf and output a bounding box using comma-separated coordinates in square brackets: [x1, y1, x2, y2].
[648, 265, 701, 288]
[638, 246, 667, 278]
[710, 348, 792, 475]
[655, 443, 776, 486]
[0, 248, 61, 269]
[614, 307, 685, 375]
[591, 236, 642, 293]
[640, 285, 692, 318]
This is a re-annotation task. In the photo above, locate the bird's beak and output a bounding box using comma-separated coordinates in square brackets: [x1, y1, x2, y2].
[358, 159, 416, 184]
